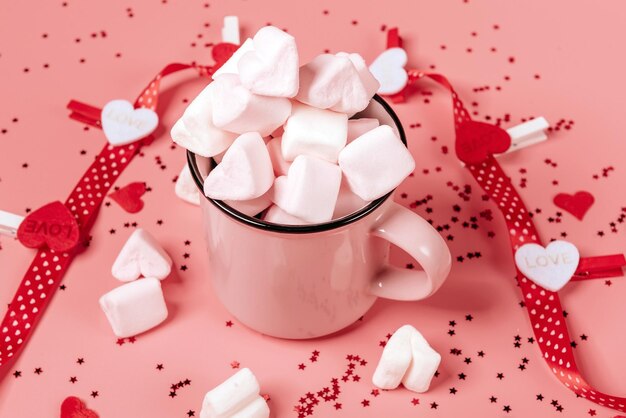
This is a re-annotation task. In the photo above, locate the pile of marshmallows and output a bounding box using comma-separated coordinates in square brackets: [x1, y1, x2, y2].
[171, 26, 415, 225]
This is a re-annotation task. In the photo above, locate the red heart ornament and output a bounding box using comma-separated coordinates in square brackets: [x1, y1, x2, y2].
[109, 182, 146, 213]
[212, 42, 239, 69]
[553, 191, 595, 220]
[455, 121, 511, 164]
[17, 201, 80, 252]
[60, 397, 99, 418]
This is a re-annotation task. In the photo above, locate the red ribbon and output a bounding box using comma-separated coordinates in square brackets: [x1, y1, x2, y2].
[0, 61, 217, 374]
[406, 68, 626, 412]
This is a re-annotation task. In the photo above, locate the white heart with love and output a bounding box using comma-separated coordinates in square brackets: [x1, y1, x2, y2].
[369, 47, 408, 95]
[514, 240, 580, 292]
[101, 99, 159, 146]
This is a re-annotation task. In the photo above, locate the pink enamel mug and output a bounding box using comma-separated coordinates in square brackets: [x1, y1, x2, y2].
[187, 96, 452, 339]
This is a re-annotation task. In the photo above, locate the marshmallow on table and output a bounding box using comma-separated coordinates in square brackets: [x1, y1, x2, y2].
[175, 165, 201, 206]
[347, 118, 379, 143]
[200, 368, 269, 418]
[272, 155, 342, 223]
[338, 125, 415, 201]
[372, 325, 413, 389]
[210, 74, 292, 137]
[336, 52, 380, 102]
[402, 328, 442, 393]
[333, 179, 370, 219]
[266, 136, 292, 176]
[225, 188, 273, 217]
[99, 278, 168, 338]
[171, 83, 238, 157]
[204, 132, 275, 201]
[281, 103, 348, 163]
[264, 204, 308, 225]
[112, 229, 172, 282]
[296, 53, 370, 115]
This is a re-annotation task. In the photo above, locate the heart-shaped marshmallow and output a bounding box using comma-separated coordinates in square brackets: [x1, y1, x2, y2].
[336, 52, 380, 100]
[553, 191, 594, 220]
[455, 120, 511, 164]
[109, 182, 146, 213]
[296, 54, 370, 114]
[237, 26, 299, 98]
[210, 74, 292, 136]
[170, 83, 238, 158]
[60, 396, 99, 418]
[369, 48, 408, 95]
[111, 228, 172, 281]
[17, 201, 80, 252]
[225, 188, 273, 217]
[203, 132, 275, 201]
[101, 99, 158, 146]
[175, 165, 201, 206]
[402, 328, 442, 393]
[514, 241, 580, 292]
[201, 368, 269, 418]
[264, 204, 307, 225]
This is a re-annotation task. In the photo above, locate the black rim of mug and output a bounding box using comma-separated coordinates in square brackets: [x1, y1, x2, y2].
[187, 94, 407, 234]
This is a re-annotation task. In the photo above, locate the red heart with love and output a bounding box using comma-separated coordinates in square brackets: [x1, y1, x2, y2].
[60, 397, 99, 418]
[553, 191, 595, 220]
[109, 182, 147, 213]
[455, 120, 511, 164]
[212, 42, 239, 69]
[17, 201, 80, 252]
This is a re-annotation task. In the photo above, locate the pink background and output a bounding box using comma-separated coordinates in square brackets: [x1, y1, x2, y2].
[1, 0, 625, 417]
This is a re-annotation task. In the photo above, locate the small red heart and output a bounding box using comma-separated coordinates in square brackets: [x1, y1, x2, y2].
[212, 42, 239, 69]
[61, 397, 99, 418]
[455, 120, 511, 164]
[554, 191, 595, 220]
[17, 201, 80, 252]
[109, 182, 146, 213]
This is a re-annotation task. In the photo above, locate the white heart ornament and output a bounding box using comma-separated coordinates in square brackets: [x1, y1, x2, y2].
[369, 47, 409, 95]
[101, 99, 159, 146]
[514, 240, 580, 292]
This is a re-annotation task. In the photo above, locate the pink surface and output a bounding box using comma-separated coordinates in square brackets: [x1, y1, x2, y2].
[0, 1, 625, 417]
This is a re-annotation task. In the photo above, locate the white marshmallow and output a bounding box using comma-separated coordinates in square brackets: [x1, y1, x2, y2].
[336, 52, 380, 101]
[333, 179, 369, 219]
[238, 26, 299, 98]
[230, 397, 269, 418]
[372, 325, 413, 389]
[296, 54, 369, 114]
[401, 329, 441, 393]
[347, 118, 379, 143]
[225, 188, 273, 217]
[272, 156, 342, 223]
[210, 74, 292, 136]
[264, 204, 308, 225]
[204, 132, 275, 201]
[200, 368, 266, 418]
[175, 165, 201, 206]
[99, 278, 168, 338]
[212, 38, 255, 79]
[338, 125, 415, 201]
[171, 83, 238, 157]
[111, 229, 172, 282]
[266, 136, 292, 176]
[281, 103, 348, 163]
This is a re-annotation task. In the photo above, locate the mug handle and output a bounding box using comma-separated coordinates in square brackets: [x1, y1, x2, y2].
[369, 202, 452, 301]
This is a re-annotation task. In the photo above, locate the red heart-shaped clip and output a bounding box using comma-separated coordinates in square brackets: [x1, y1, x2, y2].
[455, 121, 511, 164]
[61, 396, 99, 418]
[553, 191, 594, 220]
[17, 201, 80, 252]
[212, 42, 239, 69]
[109, 182, 146, 214]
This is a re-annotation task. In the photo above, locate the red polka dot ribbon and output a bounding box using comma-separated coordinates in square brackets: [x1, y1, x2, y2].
[0, 59, 223, 372]
[408, 69, 626, 413]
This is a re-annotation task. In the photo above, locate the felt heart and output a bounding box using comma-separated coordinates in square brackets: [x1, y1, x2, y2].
[369, 47, 408, 95]
[212, 42, 239, 69]
[111, 228, 172, 281]
[101, 99, 158, 146]
[553, 191, 594, 220]
[455, 120, 511, 164]
[109, 182, 146, 213]
[514, 241, 580, 292]
[17, 201, 80, 252]
[60, 396, 99, 418]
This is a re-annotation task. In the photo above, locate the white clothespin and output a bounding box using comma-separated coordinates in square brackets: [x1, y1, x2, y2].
[222, 16, 241, 45]
[0, 210, 24, 237]
[504, 117, 549, 154]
